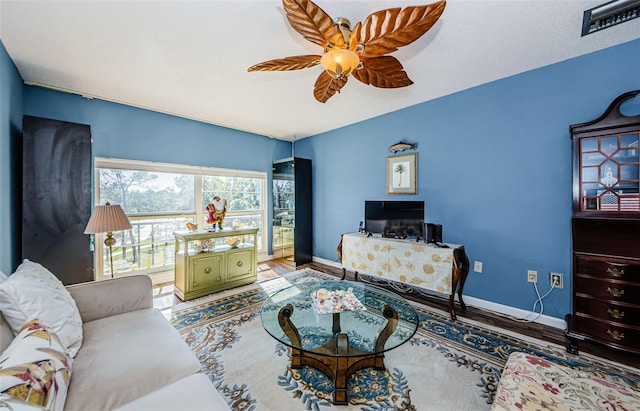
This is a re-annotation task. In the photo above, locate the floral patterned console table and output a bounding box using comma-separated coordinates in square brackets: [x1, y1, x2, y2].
[338, 233, 470, 320]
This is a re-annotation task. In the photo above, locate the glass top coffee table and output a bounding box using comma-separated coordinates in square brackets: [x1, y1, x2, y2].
[260, 279, 419, 405]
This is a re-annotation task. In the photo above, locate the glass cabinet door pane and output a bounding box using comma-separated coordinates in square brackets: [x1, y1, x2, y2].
[581, 167, 599, 182]
[580, 137, 598, 152]
[578, 132, 640, 213]
[582, 152, 604, 166]
[273, 160, 295, 259]
[600, 136, 619, 155]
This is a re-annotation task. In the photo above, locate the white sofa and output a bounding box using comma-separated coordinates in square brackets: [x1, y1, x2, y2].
[0, 270, 228, 410]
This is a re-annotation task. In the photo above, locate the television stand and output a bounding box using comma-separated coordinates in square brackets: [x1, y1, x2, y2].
[337, 233, 469, 321]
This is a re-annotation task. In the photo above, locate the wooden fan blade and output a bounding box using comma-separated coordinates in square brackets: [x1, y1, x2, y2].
[352, 56, 413, 88]
[283, 0, 345, 48]
[248, 55, 322, 72]
[313, 71, 348, 103]
[350, 1, 446, 58]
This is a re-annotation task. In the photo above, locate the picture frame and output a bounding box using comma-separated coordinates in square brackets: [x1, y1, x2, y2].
[387, 153, 417, 195]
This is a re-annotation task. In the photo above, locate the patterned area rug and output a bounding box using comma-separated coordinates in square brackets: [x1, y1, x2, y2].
[170, 269, 640, 410]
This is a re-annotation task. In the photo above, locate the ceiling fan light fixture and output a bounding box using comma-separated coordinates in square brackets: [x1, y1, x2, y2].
[248, 0, 447, 102]
[320, 48, 360, 80]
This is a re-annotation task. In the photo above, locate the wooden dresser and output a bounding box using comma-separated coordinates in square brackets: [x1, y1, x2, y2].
[566, 90, 640, 355]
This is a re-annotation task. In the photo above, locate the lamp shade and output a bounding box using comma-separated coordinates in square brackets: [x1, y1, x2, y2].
[320, 48, 360, 80]
[84, 203, 132, 234]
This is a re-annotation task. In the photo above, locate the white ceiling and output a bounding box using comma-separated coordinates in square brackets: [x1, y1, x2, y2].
[1, 0, 639, 141]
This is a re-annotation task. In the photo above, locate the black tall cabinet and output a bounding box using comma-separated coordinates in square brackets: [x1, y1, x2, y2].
[272, 157, 312, 266]
[22, 115, 94, 285]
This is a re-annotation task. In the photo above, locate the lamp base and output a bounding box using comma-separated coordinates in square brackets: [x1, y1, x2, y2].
[105, 232, 116, 278]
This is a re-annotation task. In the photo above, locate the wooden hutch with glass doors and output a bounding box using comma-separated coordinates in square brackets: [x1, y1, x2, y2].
[566, 90, 640, 355]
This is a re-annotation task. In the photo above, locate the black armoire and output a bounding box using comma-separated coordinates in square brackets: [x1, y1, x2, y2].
[22, 115, 94, 284]
[272, 157, 312, 266]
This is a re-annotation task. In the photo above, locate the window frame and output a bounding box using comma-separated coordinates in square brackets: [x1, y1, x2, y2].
[93, 157, 268, 280]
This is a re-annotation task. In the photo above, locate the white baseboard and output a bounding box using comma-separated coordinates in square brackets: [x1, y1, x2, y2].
[462, 296, 567, 330]
[311, 256, 567, 330]
[312, 256, 341, 269]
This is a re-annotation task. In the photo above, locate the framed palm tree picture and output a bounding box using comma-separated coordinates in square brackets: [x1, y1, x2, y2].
[387, 153, 417, 195]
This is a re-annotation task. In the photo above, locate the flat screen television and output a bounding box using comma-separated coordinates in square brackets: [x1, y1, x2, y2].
[364, 200, 424, 238]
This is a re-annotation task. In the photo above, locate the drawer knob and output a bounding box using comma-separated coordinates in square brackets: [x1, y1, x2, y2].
[606, 267, 624, 278]
[606, 287, 624, 297]
[237, 261, 243, 267]
[204, 267, 211, 274]
[607, 308, 625, 319]
[606, 329, 624, 341]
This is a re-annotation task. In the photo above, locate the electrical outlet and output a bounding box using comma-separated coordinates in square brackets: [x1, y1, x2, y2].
[527, 270, 537, 283]
[473, 261, 483, 273]
[550, 272, 563, 289]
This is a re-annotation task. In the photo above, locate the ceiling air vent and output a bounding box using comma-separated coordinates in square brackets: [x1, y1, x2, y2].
[582, 0, 640, 35]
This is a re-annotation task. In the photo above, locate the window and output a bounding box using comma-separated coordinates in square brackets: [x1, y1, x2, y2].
[100, 169, 195, 214]
[93, 158, 267, 280]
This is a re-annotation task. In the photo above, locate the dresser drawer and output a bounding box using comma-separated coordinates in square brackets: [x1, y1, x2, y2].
[573, 315, 640, 349]
[226, 249, 254, 281]
[574, 276, 640, 304]
[574, 296, 640, 325]
[575, 255, 640, 282]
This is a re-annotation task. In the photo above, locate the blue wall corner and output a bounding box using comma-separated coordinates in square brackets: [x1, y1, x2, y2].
[0, 39, 24, 274]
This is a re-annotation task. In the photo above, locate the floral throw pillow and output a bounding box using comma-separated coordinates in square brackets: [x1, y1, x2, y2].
[0, 319, 72, 411]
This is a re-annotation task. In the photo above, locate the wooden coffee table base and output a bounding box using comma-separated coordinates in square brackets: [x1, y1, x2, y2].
[278, 304, 399, 405]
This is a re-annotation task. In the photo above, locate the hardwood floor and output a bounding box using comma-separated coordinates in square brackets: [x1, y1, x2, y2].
[155, 258, 640, 370]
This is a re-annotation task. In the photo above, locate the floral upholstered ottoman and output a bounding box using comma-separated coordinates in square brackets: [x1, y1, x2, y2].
[491, 352, 640, 411]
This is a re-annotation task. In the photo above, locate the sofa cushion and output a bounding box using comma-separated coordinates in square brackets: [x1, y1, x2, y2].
[64, 308, 201, 411]
[0, 260, 83, 358]
[113, 373, 229, 411]
[0, 319, 72, 411]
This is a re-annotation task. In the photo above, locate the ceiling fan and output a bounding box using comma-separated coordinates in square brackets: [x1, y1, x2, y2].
[248, 0, 446, 103]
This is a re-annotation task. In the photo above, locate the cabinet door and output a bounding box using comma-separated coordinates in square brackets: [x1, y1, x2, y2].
[571, 90, 640, 217]
[227, 249, 254, 281]
[191, 254, 224, 290]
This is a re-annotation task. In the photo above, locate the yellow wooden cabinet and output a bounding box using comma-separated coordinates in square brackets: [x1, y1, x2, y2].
[173, 228, 258, 301]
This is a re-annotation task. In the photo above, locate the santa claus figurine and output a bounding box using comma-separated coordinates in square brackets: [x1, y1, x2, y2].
[206, 196, 228, 231]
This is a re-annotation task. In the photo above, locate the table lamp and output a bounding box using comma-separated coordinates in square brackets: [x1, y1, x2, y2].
[84, 202, 132, 278]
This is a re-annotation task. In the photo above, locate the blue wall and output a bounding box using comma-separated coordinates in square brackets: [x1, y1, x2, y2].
[3, 38, 639, 320]
[23, 87, 291, 172]
[0, 40, 23, 274]
[295, 38, 640, 319]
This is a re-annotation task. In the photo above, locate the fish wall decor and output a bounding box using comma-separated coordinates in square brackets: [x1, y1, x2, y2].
[388, 141, 417, 153]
